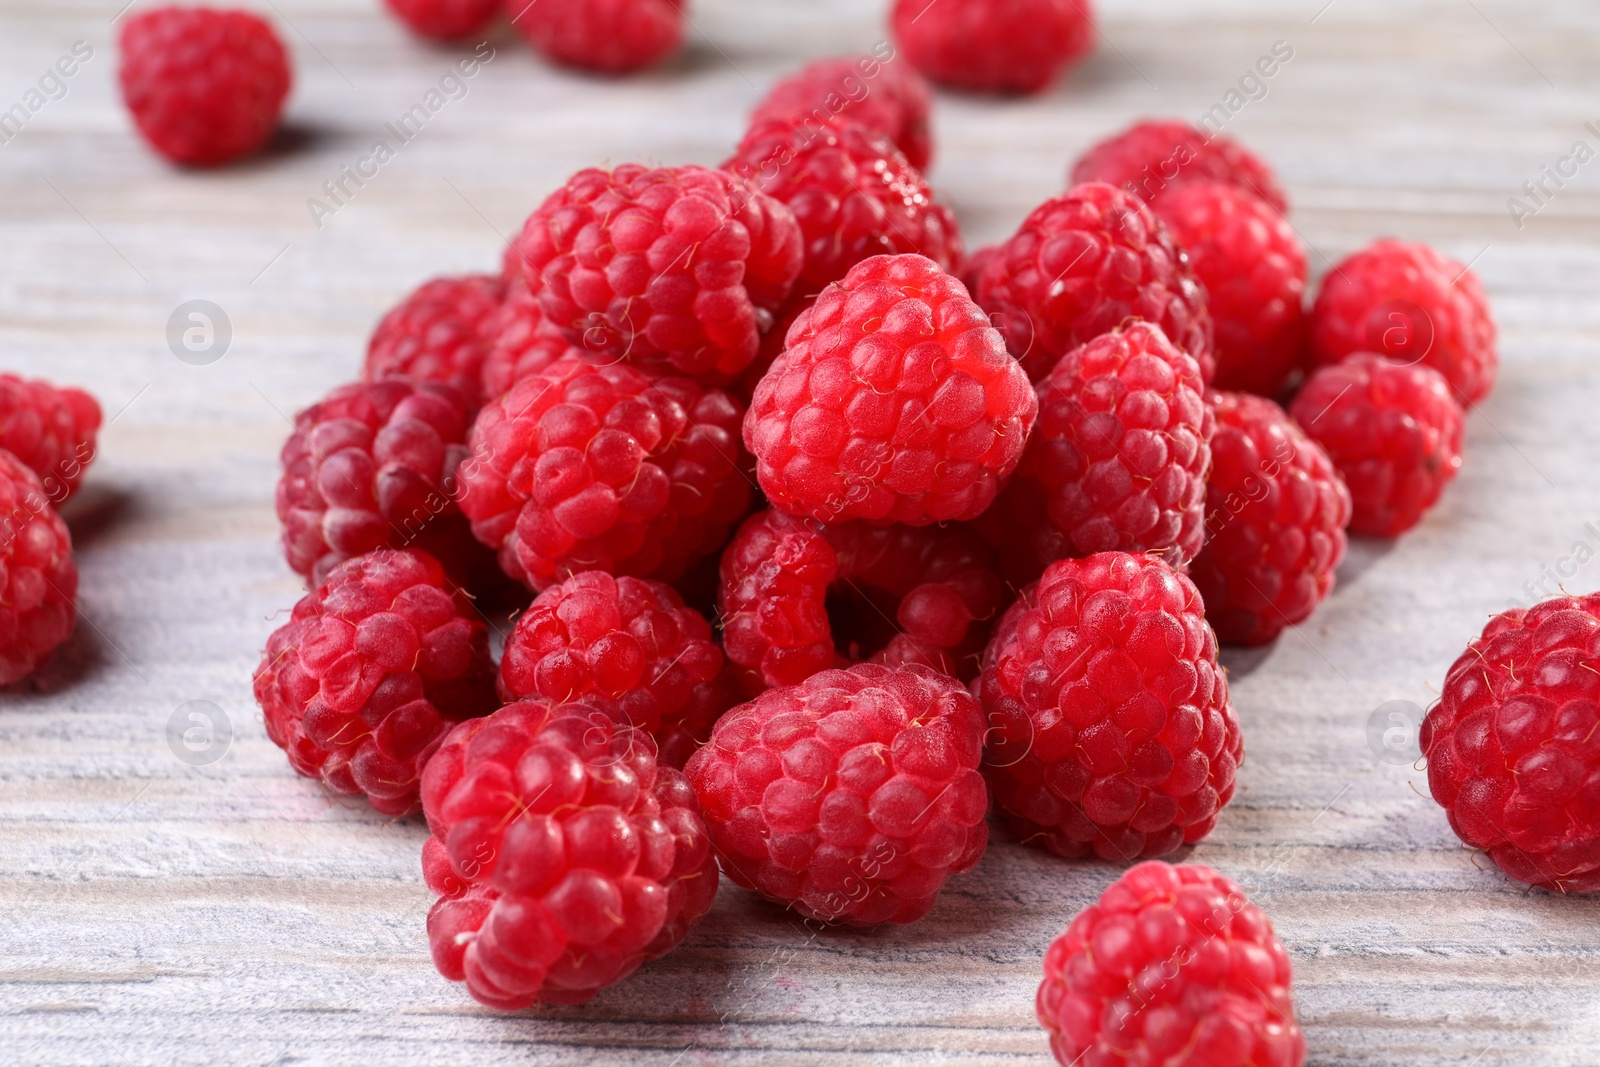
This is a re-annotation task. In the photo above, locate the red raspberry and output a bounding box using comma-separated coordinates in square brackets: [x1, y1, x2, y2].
[977, 322, 1213, 587]
[1190, 391, 1351, 647]
[478, 279, 578, 402]
[684, 662, 988, 925]
[1038, 861, 1306, 1066]
[0, 374, 101, 502]
[0, 452, 77, 686]
[1289, 354, 1463, 537]
[979, 552, 1242, 861]
[383, 0, 498, 38]
[364, 274, 506, 407]
[722, 117, 961, 291]
[420, 698, 717, 1007]
[458, 355, 750, 590]
[719, 508, 1005, 693]
[1421, 596, 1600, 894]
[1151, 181, 1308, 396]
[252, 549, 496, 815]
[958, 244, 998, 298]
[732, 292, 814, 408]
[749, 54, 934, 173]
[118, 7, 291, 167]
[976, 182, 1215, 383]
[1070, 119, 1289, 215]
[890, 0, 1095, 95]
[746, 253, 1037, 525]
[1309, 238, 1497, 406]
[505, 164, 803, 381]
[510, 0, 683, 74]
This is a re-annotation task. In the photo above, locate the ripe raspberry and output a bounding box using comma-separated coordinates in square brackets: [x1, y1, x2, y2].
[0, 374, 101, 502]
[733, 292, 814, 407]
[1070, 119, 1289, 215]
[719, 508, 1005, 693]
[750, 54, 934, 173]
[1152, 181, 1307, 396]
[0, 452, 77, 686]
[1309, 238, 1497, 406]
[1038, 861, 1306, 1066]
[685, 662, 988, 925]
[1289, 354, 1463, 537]
[457, 355, 750, 590]
[364, 274, 506, 407]
[979, 552, 1242, 861]
[118, 7, 291, 167]
[976, 322, 1213, 586]
[1422, 596, 1600, 894]
[890, 0, 1095, 95]
[1189, 391, 1351, 647]
[958, 244, 998, 298]
[976, 182, 1215, 383]
[252, 549, 496, 815]
[421, 698, 717, 1007]
[510, 0, 683, 74]
[478, 279, 578, 402]
[383, 0, 498, 38]
[746, 253, 1037, 525]
[722, 117, 961, 291]
[505, 164, 803, 381]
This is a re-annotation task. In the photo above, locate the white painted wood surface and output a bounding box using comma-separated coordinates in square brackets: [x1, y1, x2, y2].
[3, 0, 1600, 1063]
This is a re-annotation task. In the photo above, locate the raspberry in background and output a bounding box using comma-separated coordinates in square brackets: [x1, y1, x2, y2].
[733, 292, 814, 408]
[746, 253, 1037, 525]
[1289, 353, 1463, 537]
[384, 0, 498, 38]
[1422, 595, 1600, 894]
[421, 697, 718, 1007]
[1190, 390, 1351, 647]
[1070, 118, 1289, 214]
[958, 244, 998, 299]
[750, 53, 934, 173]
[365, 274, 506, 407]
[976, 182, 1215, 383]
[510, 0, 683, 74]
[1310, 238, 1497, 406]
[1037, 861, 1306, 1066]
[685, 662, 988, 925]
[0, 452, 77, 686]
[252, 549, 496, 815]
[1152, 180, 1308, 396]
[118, 6, 291, 167]
[889, 0, 1095, 95]
[979, 552, 1242, 861]
[478, 279, 579, 401]
[505, 164, 803, 381]
[0, 374, 101, 502]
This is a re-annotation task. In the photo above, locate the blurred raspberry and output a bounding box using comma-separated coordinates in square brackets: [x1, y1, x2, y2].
[1071, 119, 1288, 214]
[0, 374, 101, 502]
[750, 53, 934, 172]
[0, 452, 77, 686]
[958, 244, 998, 298]
[509, 0, 683, 74]
[478, 279, 579, 401]
[890, 0, 1095, 94]
[384, 0, 498, 38]
[365, 274, 506, 407]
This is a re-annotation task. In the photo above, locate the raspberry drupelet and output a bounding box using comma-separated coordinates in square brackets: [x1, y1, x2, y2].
[1070, 118, 1289, 215]
[1038, 861, 1306, 1067]
[511, 0, 683, 74]
[421, 697, 718, 1008]
[383, 0, 498, 38]
[890, 0, 1095, 95]
[685, 662, 988, 925]
[745, 253, 1037, 526]
[0, 374, 101, 502]
[750, 54, 934, 173]
[364, 274, 506, 407]
[0, 452, 77, 686]
[478, 279, 579, 402]
[252, 549, 496, 815]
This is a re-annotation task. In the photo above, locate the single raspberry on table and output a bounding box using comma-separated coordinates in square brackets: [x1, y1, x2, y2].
[510, 0, 683, 74]
[1189, 391, 1351, 647]
[746, 253, 1037, 526]
[976, 182, 1214, 383]
[1289, 353, 1463, 537]
[0, 374, 101, 502]
[383, 0, 498, 38]
[1070, 119, 1289, 214]
[252, 549, 496, 815]
[890, 0, 1095, 95]
[979, 552, 1242, 861]
[1038, 861, 1306, 1066]
[364, 274, 506, 407]
[750, 53, 934, 173]
[1309, 238, 1498, 406]
[421, 697, 718, 1008]
[478, 279, 579, 402]
[0, 452, 77, 686]
[118, 6, 291, 167]
[1152, 181, 1308, 396]
[685, 662, 988, 925]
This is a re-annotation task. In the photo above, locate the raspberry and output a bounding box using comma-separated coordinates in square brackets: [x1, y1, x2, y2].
[733, 292, 814, 407]
[1289, 354, 1463, 537]
[252, 549, 496, 815]
[1038, 861, 1306, 1066]
[1309, 238, 1497, 406]
[510, 0, 683, 74]
[684, 662, 988, 925]
[750, 54, 934, 173]
[976, 322, 1213, 586]
[890, 0, 1095, 95]
[0, 374, 101, 502]
[365, 274, 506, 407]
[1421, 596, 1600, 894]
[118, 7, 291, 167]
[505, 164, 803, 381]
[478, 279, 578, 402]
[1152, 181, 1308, 396]
[976, 182, 1215, 383]
[1070, 119, 1289, 215]
[719, 508, 1005, 693]
[383, 0, 497, 38]
[457, 355, 750, 590]
[722, 117, 961, 291]
[1189, 391, 1351, 647]
[420, 698, 717, 1007]
[746, 253, 1037, 525]
[958, 244, 998, 298]
[979, 552, 1242, 861]
[0, 452, 77, 686]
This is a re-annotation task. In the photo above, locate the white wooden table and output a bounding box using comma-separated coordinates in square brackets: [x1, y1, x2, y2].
[3, 1, 1599, 1063]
